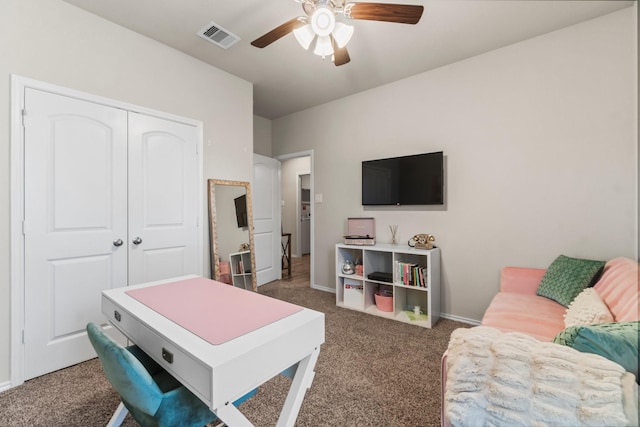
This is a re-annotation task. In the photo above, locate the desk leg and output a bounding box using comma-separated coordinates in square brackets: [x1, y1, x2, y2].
[215, 402, 254, 427]
[106, 402, 128, 427]
[276, 346, 321, 427]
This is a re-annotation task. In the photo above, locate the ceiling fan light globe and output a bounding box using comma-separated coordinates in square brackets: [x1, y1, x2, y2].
[313, 35, 334, 57]
[311, 6, 335, 37]
[332, 22, 354, 48]
[293, 24, 315, 50]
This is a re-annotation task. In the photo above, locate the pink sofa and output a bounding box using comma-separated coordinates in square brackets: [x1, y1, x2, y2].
[441, 257, 639, 426]
[481, 256, 639, 341]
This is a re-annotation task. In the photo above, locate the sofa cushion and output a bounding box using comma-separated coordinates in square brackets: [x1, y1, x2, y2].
[553, 321, 639, 380]
[482, 292, 566, 341]
[564, 288, 613, 328]
[593, 257, 640, 321]
[535, 255, 605, 307]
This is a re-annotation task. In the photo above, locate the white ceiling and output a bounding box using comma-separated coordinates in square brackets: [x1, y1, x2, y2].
[62, 0, 633, 119]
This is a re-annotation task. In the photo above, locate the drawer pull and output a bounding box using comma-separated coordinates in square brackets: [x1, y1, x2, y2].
[114, 310, 121, 322]
[162, 348, 173, 364]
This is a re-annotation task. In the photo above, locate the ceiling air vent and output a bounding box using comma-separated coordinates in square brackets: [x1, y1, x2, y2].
[197, 21, 240, 49]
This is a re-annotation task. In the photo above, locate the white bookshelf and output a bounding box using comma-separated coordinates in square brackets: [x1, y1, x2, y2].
[229, 250, 252, 290]
[335, 243, 440, 328]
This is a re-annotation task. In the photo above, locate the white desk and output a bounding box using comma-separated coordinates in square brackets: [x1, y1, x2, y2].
[102, 275, 325, 427]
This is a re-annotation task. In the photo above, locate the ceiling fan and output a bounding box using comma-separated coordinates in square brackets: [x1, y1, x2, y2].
[251, 0, 424, 66]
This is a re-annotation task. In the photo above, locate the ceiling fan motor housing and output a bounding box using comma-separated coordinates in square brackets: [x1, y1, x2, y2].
[311, 4, 336, 36]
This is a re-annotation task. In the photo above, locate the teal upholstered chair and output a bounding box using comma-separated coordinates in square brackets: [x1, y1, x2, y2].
[87, 323, 257, 427]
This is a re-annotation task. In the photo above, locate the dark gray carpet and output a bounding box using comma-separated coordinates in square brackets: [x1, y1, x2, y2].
[0, 282, 468, 426]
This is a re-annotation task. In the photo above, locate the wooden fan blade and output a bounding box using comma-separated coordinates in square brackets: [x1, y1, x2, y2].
[346, 2, 424, 24]
[331, 36, 351, 66]
[251, 17, 306, 48]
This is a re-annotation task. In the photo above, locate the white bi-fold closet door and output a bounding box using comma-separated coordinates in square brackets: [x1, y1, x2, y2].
[22, 88, 200, 380]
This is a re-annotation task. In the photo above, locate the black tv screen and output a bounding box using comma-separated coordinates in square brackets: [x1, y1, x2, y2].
[234, 194, 248, 227]
[362, 151, 444, 206]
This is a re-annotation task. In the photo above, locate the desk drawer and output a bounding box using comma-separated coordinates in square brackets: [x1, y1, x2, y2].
[103, 298, 212, 404]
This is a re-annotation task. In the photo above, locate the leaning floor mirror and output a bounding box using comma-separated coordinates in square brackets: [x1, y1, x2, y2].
[207, 179, 257, 292]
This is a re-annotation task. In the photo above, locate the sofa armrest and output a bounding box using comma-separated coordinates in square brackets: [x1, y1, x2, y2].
[500, 267, 546, 294]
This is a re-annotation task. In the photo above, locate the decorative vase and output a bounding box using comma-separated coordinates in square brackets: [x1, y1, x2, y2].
[389, 225, 398, 245]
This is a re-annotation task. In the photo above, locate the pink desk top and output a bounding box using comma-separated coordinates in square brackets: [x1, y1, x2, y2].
[126, 277, 303, 345]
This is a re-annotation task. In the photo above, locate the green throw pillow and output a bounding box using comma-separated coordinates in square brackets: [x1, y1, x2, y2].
[552, 326, 581, 346]
[535, 255, 605, 307]
[553, 321, 640, 380]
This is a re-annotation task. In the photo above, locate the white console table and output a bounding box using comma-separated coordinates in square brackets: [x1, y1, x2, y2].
[102, 275, 325, 426]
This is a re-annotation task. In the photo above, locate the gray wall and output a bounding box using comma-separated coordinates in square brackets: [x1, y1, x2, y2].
[1, 0, 253, 384]
[253, 115, 273, 157]
[272, 7, 638, 322]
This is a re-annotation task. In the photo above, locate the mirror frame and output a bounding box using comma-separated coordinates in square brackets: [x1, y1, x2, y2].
[207, 179, 257, 292]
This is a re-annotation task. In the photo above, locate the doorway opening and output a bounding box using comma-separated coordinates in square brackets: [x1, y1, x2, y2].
[276, 151, 314, 288]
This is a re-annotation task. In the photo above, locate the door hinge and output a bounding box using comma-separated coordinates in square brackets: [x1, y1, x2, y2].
[21, 109, 27, 127]
[22, 329, 25, 344]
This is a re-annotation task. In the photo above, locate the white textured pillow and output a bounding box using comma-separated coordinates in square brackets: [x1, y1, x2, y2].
[564, 288, 613, 328]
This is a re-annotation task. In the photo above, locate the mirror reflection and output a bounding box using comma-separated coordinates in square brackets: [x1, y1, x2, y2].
[207, 179, 257, 292]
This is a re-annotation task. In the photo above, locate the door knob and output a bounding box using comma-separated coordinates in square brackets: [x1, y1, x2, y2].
[132, 237, 143, 245]
[113, 239, 123, 247]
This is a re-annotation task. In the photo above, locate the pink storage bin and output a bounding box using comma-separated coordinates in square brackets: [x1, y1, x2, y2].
[374, 293, 393, 312]
[219, 261, 232, 285]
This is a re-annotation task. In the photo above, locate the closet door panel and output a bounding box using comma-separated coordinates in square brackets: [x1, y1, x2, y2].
[23, 88, 128, 380]
[128, 112, 199, 285]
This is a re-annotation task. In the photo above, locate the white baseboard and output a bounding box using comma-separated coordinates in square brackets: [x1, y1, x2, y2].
[312, 284, 335, 293]
[440, 312, 481, 326]
[0, 381, 12, 393]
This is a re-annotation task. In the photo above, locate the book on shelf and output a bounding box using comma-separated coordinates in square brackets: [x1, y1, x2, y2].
[394, 261, 428, 288]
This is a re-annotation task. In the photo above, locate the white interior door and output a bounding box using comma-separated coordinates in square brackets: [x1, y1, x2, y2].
[127, 112, 199, 285]
[23, 88, 128, 380]
[253, 154, 281, 286]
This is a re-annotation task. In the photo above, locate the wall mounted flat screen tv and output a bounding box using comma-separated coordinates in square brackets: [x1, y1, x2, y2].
[234, 194, 248, 227]
[362, 151, 444, 206]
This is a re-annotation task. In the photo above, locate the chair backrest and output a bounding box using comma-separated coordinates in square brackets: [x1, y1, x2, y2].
[86, 323, 164, 415]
